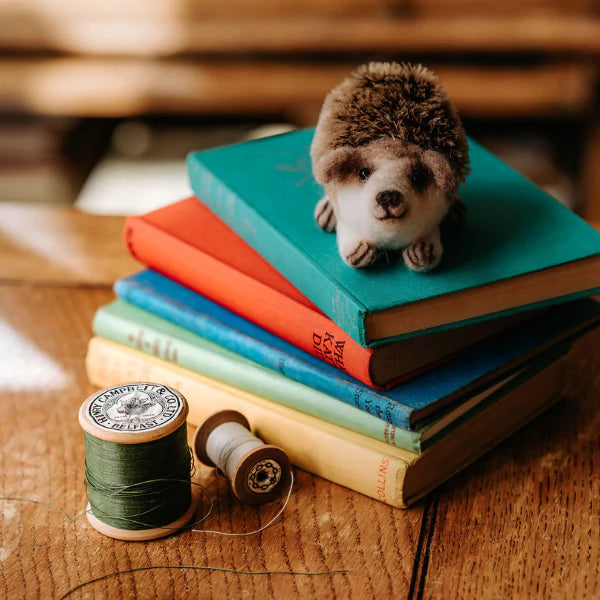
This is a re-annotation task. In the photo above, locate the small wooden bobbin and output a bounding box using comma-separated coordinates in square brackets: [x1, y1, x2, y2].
[79, 382, 199, 541]
[193, 410, 292, 506]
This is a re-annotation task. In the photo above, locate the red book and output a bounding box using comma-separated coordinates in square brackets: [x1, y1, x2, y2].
[124, 197, 521, 388]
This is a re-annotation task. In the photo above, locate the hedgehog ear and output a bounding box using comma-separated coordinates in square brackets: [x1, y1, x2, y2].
[314, 146, 361, 184]
[420, 150, 455, 191]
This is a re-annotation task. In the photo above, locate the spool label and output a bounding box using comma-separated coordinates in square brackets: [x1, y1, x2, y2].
[248, 459, 282, 494]
[87, 384, 184, 433]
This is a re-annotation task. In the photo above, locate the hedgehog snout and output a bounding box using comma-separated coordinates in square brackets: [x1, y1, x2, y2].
[376, 190, 403, 209]
[375, 189, 408, 220]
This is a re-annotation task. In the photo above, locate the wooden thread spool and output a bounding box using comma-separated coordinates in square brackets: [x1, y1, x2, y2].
[193, 410, 292, 506]
[78, 383, 199, 541]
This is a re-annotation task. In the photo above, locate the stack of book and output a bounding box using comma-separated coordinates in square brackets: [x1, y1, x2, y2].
[86, 129, 600, 508]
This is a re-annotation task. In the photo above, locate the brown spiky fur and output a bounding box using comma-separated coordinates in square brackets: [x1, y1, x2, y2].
[311, 62, 470, 186]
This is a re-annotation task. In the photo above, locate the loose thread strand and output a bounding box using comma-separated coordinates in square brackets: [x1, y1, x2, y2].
[58, 564, 351, 600]
[0, 477, 216, 531]
[193, 471, 294, 536]
[1, 469, 288, 536]
[85, 479, 216, 531]
[0, 497, 78, 523]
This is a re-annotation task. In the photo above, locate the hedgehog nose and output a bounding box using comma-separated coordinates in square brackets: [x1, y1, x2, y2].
[376, 190, 403, 208]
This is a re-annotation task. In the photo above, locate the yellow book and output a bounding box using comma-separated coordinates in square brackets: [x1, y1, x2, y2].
[86, 337, 565, 508]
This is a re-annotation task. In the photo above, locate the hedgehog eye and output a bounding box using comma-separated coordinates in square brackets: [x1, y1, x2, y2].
[409, 162, 432, 192]
[358, 167, 371, 181]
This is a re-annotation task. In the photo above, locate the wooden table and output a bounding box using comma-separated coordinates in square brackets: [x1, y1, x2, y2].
[1, 203, 599, 599]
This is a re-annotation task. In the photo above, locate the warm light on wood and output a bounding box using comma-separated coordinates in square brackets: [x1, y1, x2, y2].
[0, 203, 138, 285]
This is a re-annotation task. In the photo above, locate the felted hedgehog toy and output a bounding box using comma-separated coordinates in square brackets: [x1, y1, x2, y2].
[310, 62, 470, 271]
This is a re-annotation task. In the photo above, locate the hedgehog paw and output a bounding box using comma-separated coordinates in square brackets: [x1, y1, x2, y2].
[344, 241, 379, 269]
[314, 197, 336, 232]
[403, 239, 442, 272]
[445, 197, 466, 225]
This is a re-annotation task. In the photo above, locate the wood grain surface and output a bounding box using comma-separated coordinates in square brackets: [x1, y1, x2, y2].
[0, 203, 138, 286]
[0, 286, 422, 599]
[421, 331, 600, 600]
[1, 205, 599, 599]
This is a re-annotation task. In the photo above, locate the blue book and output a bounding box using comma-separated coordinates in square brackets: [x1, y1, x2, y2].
[114, 270, 600, 432]
[187, 129, 600, 347]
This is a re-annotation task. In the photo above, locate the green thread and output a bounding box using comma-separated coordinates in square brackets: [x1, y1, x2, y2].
[0, 497, 352, 600]
[58, 565, 351, 599]
[2, 420, 352, 597]
[0, 497, 78, 522]
[0, 480, 216, 532]
[84, 424, 193, 530]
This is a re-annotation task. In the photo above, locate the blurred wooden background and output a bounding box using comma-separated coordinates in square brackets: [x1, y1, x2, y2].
[1, 0, 599, 217]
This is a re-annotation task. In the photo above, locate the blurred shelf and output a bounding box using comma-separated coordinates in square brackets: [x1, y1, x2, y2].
[1, 59, 596, 120]
[1, 15, 599, 56]
[7, 0, 599, 20]
[0, 117, 110, 203]
[2, 2, 599, 218]
[583, 121, 600, 222]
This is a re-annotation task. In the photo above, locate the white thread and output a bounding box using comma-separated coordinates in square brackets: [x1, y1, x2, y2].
[192, 471, 294, 537]
[205, 422, 263, 480]
[193, 420, 293, 536]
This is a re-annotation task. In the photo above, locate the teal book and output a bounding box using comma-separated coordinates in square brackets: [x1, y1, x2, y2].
[187, 129, 600, 347]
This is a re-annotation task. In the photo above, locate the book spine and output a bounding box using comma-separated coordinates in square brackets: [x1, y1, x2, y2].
[187, 156, 369, 344]
[86, 337, 413, 508]
[114, 276, 422, 429]
[93, 301, 421, 450]
[124, 216, 378, 385]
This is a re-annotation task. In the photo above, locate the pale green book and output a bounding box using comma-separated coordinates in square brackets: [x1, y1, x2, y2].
[92, 299, 567, 453]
